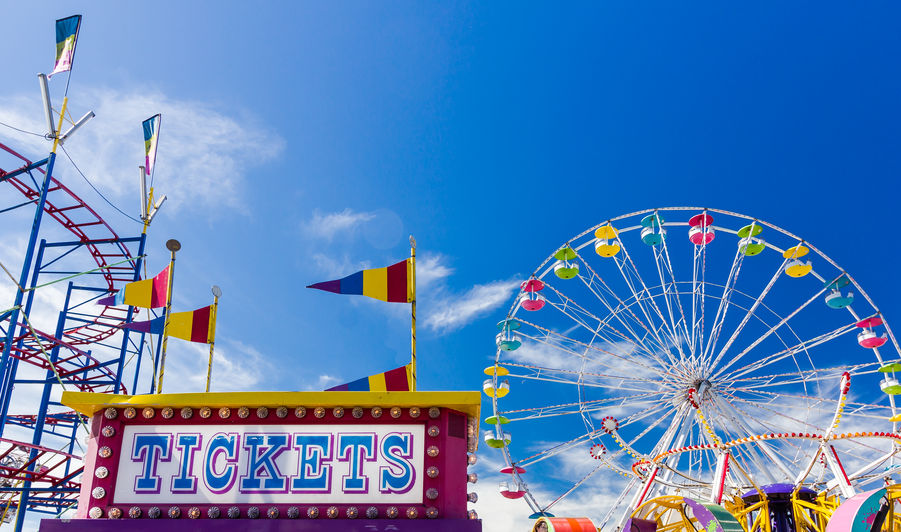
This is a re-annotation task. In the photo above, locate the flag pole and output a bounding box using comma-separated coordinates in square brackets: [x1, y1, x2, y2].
[410, 235, 417, 392]
[156, 239, 180, 393]
[206, 286, 221, 393]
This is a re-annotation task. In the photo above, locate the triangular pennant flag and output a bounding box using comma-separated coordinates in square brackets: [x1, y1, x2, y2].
[326, 364, 412, 392]
[307, 259, 412, 303]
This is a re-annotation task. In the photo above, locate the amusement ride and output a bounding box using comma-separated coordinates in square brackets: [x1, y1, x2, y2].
[484, 207, 901, 532]
[0, 17, 167, 529]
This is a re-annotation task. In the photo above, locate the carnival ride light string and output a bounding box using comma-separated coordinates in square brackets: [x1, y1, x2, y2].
[59, 145, 141, 224]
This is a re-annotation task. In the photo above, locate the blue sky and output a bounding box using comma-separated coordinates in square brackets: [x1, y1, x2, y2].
[2, 3, 901, 531]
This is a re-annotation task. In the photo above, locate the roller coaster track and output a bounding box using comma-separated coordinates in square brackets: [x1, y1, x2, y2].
[0, 141, 139, 394]
[0, 140, 144, 517]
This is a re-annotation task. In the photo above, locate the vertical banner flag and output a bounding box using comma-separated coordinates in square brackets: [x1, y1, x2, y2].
[307, 259, 412, 303]
[326, 364, 413, 392]
[97, 266, 169, 308]
[143, 114, 162, 176]
[121, 306, 215, 344]
[49, 15, 82, 77]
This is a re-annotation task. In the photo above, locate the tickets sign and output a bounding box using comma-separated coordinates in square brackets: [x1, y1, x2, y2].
[116, 424, 424, 503]
[61, 390, 481, 528]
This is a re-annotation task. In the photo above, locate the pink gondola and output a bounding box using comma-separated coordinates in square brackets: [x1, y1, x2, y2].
[688, 213, 715, 245]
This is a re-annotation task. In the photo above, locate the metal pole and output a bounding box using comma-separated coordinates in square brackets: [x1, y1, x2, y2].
[156, 239, 180, 393]
[205, 286, 221, 393]
[410, 235, 416, 392]
[114, 232, 147, 394]
[149, 319, 164, 394]
[13, 281, 74, 532]
[0, 151, 57, 435]
[0, 92, 67, 432]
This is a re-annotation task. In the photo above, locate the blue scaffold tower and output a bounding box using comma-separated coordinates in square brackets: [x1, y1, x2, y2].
[0, 19, 166, 529]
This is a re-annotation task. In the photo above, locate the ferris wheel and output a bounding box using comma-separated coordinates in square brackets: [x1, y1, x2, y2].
[483, 207, 901, 529]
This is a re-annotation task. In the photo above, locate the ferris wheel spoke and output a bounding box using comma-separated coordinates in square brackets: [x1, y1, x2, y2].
[694, 240, 708, 365]
[730, 387, 891, 421]
[707, 259, 788, 373]
[613, 239, 684, 366]
[626, 402, 689, 459]
[576, 258, 677, 368]
[518, 430, 606, 468]
[725, 394, 827, 433]
[656, 224, 696, 349]
[542, 281, 673, 369]
[727, 363, 879, 392]
[621, 400, 678, 431]
[503, 362, 672, 391]
[711, 284, 828, 380]
[514, 320, 680, 381]
[650, 237, 692, 359]
[543, 462, 609, 513]
[500, 394, 663, 422]
[719, 322, 859, 382]
[709, 396, 800, 481]
[699, 244, 747, 369]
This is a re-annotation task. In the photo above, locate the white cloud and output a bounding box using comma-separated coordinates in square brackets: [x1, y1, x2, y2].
[304, 208, 376, 241]
[0, 87, 284, 215]
[315, 374, 341, 390]
[416, 254, 454, 289]
[422, 272, 520, 334]
[310, 252, 373, 279]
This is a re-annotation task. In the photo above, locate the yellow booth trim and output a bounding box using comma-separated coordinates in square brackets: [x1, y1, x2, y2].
[62, 390, 481, 419]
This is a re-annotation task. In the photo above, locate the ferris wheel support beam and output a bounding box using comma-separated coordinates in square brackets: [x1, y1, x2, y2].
[845, 448, 900, 483]
[709, 450, 730, 504]
[628, 465, 659, 514]
[823, 444, 856, 499]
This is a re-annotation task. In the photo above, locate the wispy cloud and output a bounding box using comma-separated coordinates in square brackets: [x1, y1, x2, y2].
[0, 87, 284, 215]
[303, 208, 376, 241]
[418, 254, 519, 334]
[416, 254, 454, 289]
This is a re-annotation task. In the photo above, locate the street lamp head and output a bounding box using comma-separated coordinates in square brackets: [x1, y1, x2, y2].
[211, 285, 222, 298]
[166, 239, 181, 252]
